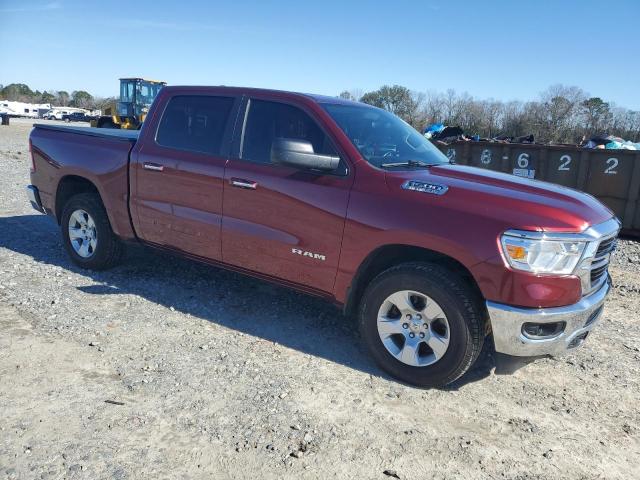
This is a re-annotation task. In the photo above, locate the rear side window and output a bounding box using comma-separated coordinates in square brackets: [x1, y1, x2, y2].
[156, 95, 234, 155]
[241, 99, 337, 164]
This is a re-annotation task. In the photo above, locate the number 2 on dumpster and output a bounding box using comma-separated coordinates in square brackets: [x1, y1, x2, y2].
[558, 155, 571, 171]
[605, 158, 618, 175]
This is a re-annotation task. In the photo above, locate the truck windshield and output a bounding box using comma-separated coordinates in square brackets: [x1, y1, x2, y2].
[322, 103, 449, 168]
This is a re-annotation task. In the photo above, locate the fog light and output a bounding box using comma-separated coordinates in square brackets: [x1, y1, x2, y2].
[522, 321, 566, 339]
[584, 306, 603, 327]
[568, 332, 589, 348]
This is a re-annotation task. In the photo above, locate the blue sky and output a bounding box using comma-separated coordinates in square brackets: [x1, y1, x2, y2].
[1, 0, 638, 109]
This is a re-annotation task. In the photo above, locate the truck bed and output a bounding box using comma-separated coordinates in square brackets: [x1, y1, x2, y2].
[29, 122, 139, 240]
[32, 123, 140, 142]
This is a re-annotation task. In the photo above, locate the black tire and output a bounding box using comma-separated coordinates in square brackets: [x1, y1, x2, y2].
[358, 262, 485, 388]
[98, 118, 119, 129]
[61, 192, 124, 270]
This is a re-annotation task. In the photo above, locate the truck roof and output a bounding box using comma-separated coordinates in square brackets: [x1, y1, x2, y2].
[163, 85, 363, 107]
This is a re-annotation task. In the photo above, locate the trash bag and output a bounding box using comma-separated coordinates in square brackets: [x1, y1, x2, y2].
[432, 126, 464, 141]
[606, 140, 638, 150]
[513, 134, 534, 144]
[491, 134, 534, 144]
[585, 135, 616, 148]
[424, 123, 444, 135]
[584, 134, 639, 150]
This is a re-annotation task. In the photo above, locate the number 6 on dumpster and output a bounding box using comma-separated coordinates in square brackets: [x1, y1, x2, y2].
[517, 153, 529, 168]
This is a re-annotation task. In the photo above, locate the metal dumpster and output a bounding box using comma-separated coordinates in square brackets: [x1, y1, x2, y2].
[438, 141, 640, 235]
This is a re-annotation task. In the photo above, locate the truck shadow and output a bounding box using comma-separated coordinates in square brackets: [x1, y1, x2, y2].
[0, 214, 494, 389]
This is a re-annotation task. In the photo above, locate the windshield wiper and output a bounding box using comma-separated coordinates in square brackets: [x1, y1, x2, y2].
[380, 159, 434, 168]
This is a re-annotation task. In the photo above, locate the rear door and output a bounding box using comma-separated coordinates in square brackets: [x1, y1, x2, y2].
[130, 93, 240, 260]
[221, 97, 353, 293]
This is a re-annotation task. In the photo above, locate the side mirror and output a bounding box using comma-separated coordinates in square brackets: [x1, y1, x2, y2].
[271, 138, 340, 172]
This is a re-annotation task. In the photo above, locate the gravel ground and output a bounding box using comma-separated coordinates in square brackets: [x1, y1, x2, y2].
[0, 118, 639, 479]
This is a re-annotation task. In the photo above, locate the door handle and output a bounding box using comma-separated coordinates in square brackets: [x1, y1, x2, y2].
[143, 162, 164, 172]
[230, 178, 257, 190]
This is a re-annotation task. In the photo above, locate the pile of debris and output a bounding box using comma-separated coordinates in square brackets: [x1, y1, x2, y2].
[424, 124, 534, 145]
[424, 123, 639, 150]
[582, 135, 640, 150]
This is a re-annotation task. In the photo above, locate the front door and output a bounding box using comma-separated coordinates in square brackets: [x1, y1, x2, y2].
[131, 94, 239, 260]
[221, 98, 353, 293]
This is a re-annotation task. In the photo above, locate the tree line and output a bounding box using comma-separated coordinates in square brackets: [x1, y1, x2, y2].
[340, 84, 640, 144]
[0, 83, 115, 110]
[3, 81, 638, 144]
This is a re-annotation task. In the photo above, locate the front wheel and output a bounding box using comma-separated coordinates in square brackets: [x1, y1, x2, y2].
[358, 262, 485, 388]
[61, 193, 124, 270]
[98, 118, 119, 129]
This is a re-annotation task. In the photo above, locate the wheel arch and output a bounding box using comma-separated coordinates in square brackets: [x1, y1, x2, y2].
[343, 244, 485, 318]
[55, 175, 101, 223]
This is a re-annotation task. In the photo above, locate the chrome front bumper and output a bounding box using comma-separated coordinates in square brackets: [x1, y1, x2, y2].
[487, 279, 610, 357]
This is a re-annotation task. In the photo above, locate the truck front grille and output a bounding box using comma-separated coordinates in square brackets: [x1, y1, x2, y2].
[589, 236, 617, 291]
[596, 237, 617, 258]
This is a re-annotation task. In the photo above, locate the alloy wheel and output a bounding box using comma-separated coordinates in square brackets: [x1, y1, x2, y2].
[376, 290, 450, 367]
[68, 209, 98, 258]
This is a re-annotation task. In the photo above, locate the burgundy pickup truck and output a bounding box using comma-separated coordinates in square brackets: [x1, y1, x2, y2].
[27, 86, 619, 387]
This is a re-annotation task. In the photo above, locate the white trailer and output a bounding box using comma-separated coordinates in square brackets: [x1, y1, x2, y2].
[0, 100, 52, 118]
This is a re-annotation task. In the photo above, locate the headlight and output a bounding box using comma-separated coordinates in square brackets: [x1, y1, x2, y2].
[500, 231, 587, 274]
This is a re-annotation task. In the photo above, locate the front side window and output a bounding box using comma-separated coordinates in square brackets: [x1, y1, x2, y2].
[322, 103, 449, 168]
[156, 95, 234, 156]
[241, 99, 337, 164]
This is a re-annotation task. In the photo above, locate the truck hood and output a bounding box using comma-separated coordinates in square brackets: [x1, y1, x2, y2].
[384, 164, 614, 232]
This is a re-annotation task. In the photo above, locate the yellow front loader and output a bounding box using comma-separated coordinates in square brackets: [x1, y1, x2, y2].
[92, 78, 166, 129]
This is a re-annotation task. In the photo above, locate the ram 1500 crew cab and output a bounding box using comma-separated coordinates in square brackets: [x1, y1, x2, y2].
[27, 86, 620, 387]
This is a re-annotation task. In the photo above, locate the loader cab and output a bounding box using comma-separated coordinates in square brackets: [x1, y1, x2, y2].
[117, 78, 165, 124]
[94, 78, 166, 129]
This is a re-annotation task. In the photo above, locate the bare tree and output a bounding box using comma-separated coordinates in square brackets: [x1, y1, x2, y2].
[422, 90, 445, 126]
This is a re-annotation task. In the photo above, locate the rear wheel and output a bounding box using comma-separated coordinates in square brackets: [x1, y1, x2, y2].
[61, 193, 124, 270]
[358, 262, 484, 388]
